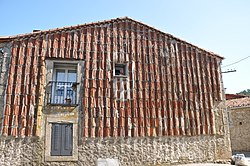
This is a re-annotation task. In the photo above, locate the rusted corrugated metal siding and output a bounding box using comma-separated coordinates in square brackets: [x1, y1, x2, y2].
[2, 17, 223, 137]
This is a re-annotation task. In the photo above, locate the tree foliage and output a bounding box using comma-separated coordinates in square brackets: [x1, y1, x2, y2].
[237, 89, 250, 96]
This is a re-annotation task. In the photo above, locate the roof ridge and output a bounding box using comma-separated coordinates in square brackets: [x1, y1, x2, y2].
[1, 16, 222, 58]
[2, 17, 131, 39]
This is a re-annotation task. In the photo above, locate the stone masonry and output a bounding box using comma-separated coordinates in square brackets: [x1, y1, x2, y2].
[226, 97, 250, 152]
[0, 42, 12, 136]
[0, 136, 229, 166]
[229, 106, 250, 152]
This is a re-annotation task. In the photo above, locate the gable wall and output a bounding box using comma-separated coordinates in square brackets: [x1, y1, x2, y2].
[2, 19, 224, 138]
[0, 18, 231, 165]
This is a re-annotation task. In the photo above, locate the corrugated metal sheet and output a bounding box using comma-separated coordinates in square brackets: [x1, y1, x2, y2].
[2, 17, 223, 137]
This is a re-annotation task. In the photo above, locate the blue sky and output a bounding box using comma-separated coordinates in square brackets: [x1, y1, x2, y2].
[1, 0, 250, 94]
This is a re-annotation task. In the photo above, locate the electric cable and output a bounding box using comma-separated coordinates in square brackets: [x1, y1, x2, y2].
[222, 56, 250, 68]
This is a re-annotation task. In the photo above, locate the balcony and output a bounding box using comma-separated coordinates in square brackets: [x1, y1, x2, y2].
[46, 81, 78, 106]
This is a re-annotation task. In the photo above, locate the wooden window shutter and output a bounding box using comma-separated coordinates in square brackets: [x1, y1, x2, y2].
[51, 123, 73, 156]
[61, 124, 73, 156]
[51, 124, 61, 156]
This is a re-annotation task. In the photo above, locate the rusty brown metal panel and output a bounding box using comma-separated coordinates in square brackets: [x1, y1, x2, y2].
[208, 56, 215, 134]
[53, 33, 59, 58]
[117, 25, 122, 137]
[132, 22, 139, 137]
[78, 29, 84, 59]
[21, 39, 33, 137]
[123, 22, 129, 137]
[190, 48, 199, 135]
[145, 28, 152, 136]
[141, 26, 148, 137]
[204, 53, 212, 135]
[59, 32, 66, 58]
[137, 25, 145, 137]
[9, 42, 22, 137]
[172, 41, 181, 136]
[154, 32, 161, 137]
[179, 43, 190, 136]
[27, 39, 36, 136]
[176, 42, 185, 136]
[196, 52, 205, 135]
[47, 34, 53, 58]
[161, 36, 168, 136]
[195, 50, 204, 135]
[169, 41, 176, 136]
[72, 30, 79, 59]
[111, 22, 118, 138]
[200, 52, 208, 134]
[204, 52, 211, 134]
[3, 44, 17, 136]
[215, 58, 223, 102]
[65, 32, 72, 59]
[186, 45, 196, 136]
[211, 57, 218, 101]
[150, 31, 157, 137]
[97, 27, 105, 138]
[92, 26, 99, 138]
[84, 27, 92, 137]
[104, 26, 111, 137]
[157, 33, 164, 137]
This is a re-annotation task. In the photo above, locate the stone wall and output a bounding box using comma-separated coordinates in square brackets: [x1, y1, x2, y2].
[0, 137, 43, 166]
[229, 107, 250, 152]
[79, 136, 224, 166]
[0, 135, 230, 166]
[0, 42, 12, 134]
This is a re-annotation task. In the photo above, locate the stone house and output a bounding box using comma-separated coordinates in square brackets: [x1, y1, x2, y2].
[226, 96, 250, 153]
[0, 17, 231, 165]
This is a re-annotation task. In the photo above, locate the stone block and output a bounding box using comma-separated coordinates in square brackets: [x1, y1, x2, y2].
[96, 158, 119, 166]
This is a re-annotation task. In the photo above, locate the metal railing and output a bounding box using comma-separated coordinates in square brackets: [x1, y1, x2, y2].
[46, 81, 78, 105]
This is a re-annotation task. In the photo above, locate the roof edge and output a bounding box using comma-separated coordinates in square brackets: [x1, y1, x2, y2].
[125, 17, 223, 59]
[0, 36, 12, 43]
[3, 16, 223, 59]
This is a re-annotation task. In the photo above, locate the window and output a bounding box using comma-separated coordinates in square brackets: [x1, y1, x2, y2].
[45, 60, 81, 161]
[51, 123, 73, 156]
[45, 117, 78, 161]
[49, 64, 78, 105]
[114, 64, 127, 76]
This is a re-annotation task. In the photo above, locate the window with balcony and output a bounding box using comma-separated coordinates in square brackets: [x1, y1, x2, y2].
[46, 64, 78, 106]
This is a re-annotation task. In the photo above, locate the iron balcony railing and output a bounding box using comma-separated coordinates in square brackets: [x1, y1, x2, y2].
[46, 81, 78, 106]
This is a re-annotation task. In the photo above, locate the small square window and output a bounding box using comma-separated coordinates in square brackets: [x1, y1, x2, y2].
[115, 64, 127, 76]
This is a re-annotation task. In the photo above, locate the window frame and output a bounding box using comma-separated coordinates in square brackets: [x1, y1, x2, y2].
[52, 64, 77, 104]
[114, 63, 128, 77]
[44, 117, 78, 161]
[44, 60, 83, 161]
[51, 123, 73, 156]
[45, 60, 83, 106]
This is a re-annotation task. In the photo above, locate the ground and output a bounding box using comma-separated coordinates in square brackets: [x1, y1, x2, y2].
[177, 154, 250, 166]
